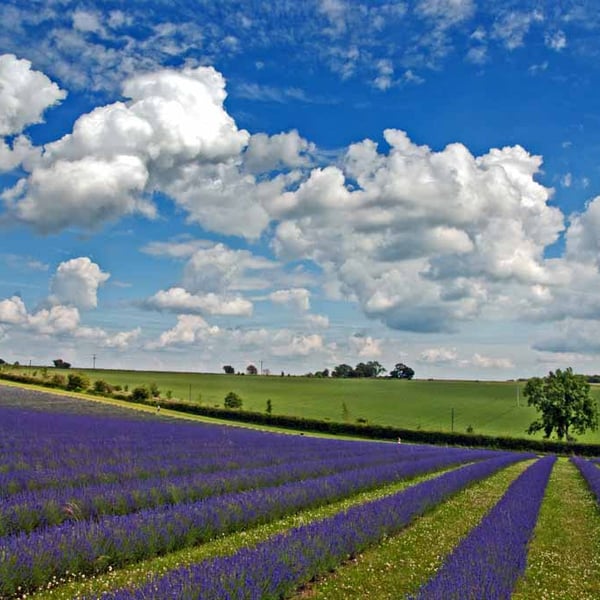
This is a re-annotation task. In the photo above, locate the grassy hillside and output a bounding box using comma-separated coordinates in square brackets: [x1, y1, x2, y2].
[23, 367, 600, 443]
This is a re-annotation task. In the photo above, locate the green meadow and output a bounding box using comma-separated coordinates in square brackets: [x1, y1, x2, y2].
[30, 368, 600, 443]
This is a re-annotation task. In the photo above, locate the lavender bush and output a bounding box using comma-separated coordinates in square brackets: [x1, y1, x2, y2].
[410, 455, 556, 600]
[92, 454, 530, 600]
[570, 456, 600, 503]
[0, 446, 503, 596]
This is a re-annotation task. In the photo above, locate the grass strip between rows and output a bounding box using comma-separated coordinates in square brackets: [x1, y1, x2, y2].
[296, 459, 533, 599]
[29, 465, 465, 600]
[512, 458, 600, 600]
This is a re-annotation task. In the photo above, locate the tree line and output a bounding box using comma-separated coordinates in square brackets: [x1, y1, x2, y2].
[223, 361, 415, 379]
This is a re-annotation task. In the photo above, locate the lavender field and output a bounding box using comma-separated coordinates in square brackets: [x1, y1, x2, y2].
[0, 385, 598, 599]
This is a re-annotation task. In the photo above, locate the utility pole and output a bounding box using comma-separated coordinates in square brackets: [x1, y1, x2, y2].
[451, 407, 454, 433]
[189, 384, 192, 402]
[92, 354, 97, 369]
[260, 360, 263, 375]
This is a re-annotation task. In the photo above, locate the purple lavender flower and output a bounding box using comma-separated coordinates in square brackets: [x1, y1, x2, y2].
[0, 445, 510, 596]
[91, 454, 528, 600]
[570, 456, 600, 504]
[410, 455, 556, 600]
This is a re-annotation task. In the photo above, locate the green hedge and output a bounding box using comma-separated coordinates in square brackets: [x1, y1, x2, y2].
[1, 371, 599, 456]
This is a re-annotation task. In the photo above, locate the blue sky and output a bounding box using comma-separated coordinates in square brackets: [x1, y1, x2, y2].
[2, 0, 600, 378]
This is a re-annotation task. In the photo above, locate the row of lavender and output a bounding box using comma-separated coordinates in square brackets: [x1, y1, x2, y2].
[93, 454, 543, 600]
[0, 449, 448, 536]
[0, 446, 502, 596]
[571, 456, 600, 504]
[1, 405, 414, 495]
[0, 400, 508, 597]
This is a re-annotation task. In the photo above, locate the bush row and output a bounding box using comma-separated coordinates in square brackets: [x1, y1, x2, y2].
[1, 371, 599, 456]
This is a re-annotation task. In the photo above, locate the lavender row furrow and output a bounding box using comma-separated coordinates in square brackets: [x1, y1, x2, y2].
[0, 448, 504, 597]
[571, 456, 600, 503]
[93, 454, 529, 600]
[410, 455, 555, 600]
[0, 449, 442, 536]
[0, 405, 411, 497]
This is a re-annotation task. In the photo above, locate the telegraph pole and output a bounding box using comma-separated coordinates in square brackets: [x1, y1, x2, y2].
[92, 354, 97, 369]
[451, 407, 454, 433]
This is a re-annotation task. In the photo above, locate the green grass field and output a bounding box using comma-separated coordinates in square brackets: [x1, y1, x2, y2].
[19, 367, 600, 443]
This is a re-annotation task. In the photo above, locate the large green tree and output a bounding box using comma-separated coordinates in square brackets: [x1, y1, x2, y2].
[524, 367, 598, 441]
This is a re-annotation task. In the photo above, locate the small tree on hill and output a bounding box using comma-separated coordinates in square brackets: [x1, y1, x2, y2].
[131, 386, 150, 402]
[224, 391, 243, 409]
[525, 367, 598, 441]
[389, 363, 415, 380]
[246, 364, 258, 375]
[223, 365, 235, 374]
[53, 359, 71, 369]
[66, 372, 89, 391]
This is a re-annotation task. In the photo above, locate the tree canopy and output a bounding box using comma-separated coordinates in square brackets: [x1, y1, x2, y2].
[524, 367, 598, 441]
[389, 363, 415, 380]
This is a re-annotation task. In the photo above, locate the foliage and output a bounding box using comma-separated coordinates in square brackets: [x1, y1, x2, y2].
[246, 364, 258, 376]
[389, 363, 415, 379]
[223, 365, 235, 375]
[131, 386, 151, 402]
[66, 373, 90, 392]
[53, 359, 71, 369]
[525, 368, 598, 441]
[51, 374, 66, 386]
[149, 382, 160, 398]
[354, 361, 386, 378]
[266, 399, 272, 415]
[332, 363, 354, 378]
[93, 380, 113, 394]
[224, 391, 243, 409]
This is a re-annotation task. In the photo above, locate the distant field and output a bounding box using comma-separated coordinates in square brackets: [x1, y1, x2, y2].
[22, 367, 600, 443]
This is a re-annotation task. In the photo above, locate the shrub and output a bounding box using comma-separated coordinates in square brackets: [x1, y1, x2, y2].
[131, 386, 150, 402]
[93, 380, 113, 394]
[51, 374, 66, 387]
[224, 391, 243, 409]
[149, 382, 160, 398]
[66, 373, 89, 392]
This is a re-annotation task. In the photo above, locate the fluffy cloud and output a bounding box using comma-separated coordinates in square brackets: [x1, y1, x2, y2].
[272, 130, 563, 332]
[304, 313, 330, 328]
[419, 347, 458, 363]
[49, 257, 110, 310]
[4, 65, 251, 233]
[144, 287, 253, 316]
[147, 315, 221, 349]
[566, 196, 600, 267]
[269, 288, 311, 311]
[0, 296, 80, 336]
[183, 244, 279, 293]
[0, 54, 66, 136]
[348, 334, 383, 358]
[244, 130, 314, 173]
[469, 353, 514, 369]
[148, 315, 324, 358]
[76, 325, 141, 349]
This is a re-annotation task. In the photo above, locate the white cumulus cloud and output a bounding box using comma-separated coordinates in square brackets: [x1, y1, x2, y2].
[144, 287, 253, 316]
[50, 257, 110, 310]
[0, 54, 66, 136]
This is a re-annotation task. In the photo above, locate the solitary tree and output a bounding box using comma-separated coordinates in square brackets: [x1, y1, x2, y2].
[246, 364, 258, 376]
[524, 368, 598, 441]
[224, 391, 243, 409]
[223, 365, 235, 375]
[389, 363, 415, 380]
